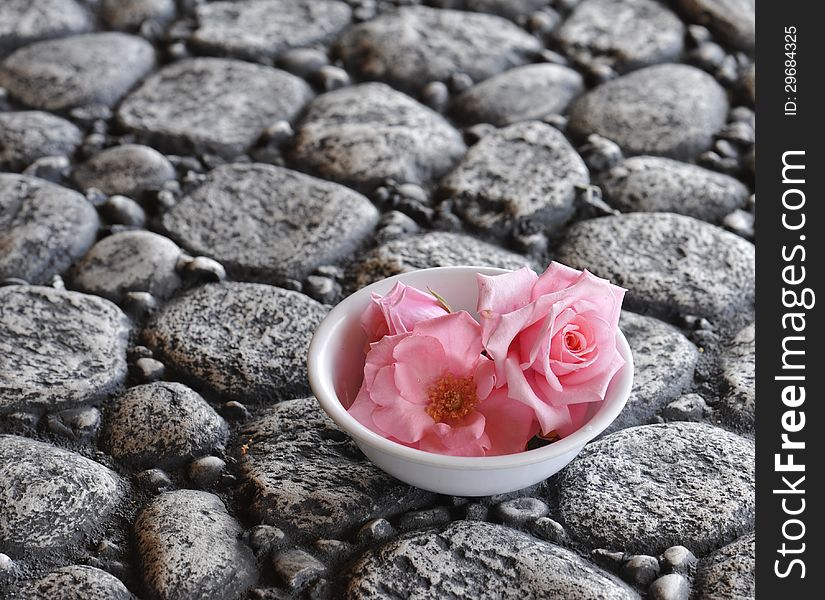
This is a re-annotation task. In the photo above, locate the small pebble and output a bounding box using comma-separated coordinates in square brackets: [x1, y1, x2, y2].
[304, 275, 340, 305]
[531, 517, 567, 544]
[137, 468, 173, 493]
[398, 507, 452, 531]
[104, 195, 146, 227]
[495, 497, 550, 528]
[723, 209, 755, 238]
[313, 539, 352, 563]
[579, 134, 623, 172]
[687, 24, 712, 45]
[356, 518, 394, 544]
[124, 291, 159, 320]
[314, 66, 350, 92]
[448, 72, 474, 94]
[661, 394, 707, 422]
[96, 539, 122, 558]
[691, 42, 726, 70]
[621, 554, 661, 588]
[527, 9, 561, 35]
[591, 549, 627, 572]
[421, 81, 449, 111]
[188, 456, 226, 489]
[179, 255, 227, 282]
[0, 553, 12, 572]
[23, 155, 71, 182]
[661, 545, 698, 576]
[249, 524, 287, 554]
[278, 48, 329, 78]
[648, 573, 690, 600]
[222, 400, 251, 422]
[719, 121, 755, 146]
[48, 407, 101, 440]
[134, 357, 165, 382]
[272, 549, 326, 590]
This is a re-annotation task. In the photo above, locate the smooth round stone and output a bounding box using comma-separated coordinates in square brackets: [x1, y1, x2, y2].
[0, 111, 82, 171]
[101, 382, 228, 469]
[600, 157, 749, 223]
[272, 548, 326, 590]
[718, 323, 755, 431]
[346, 521, 639, 599]
[428, 0, 548, 21]
[0, 174, 98, 284]
[606, 311, 698, 433]
[452, 64, 585, 126]
[556, 213, 755, 322]
[135, 490, 258, 600]
[336, 6, 540, 92]
[240, 398, 431, 539]
[0, 286, 130, 415]
[694, 534, 754, 599]
[191, 0, 351, 61]
[554, 0, 684, 73]
[292, 82, 465, 189]
[0, 0, 91, 52]
[142, 282, 326, 402]
[677, 0, 755, 51]
[0, 435, 125, 557]
[557, 423, 755, 555]
[118, 58, 312, 157]
[351, 232, 531, 288]
[162, 163, 378, 284]
[102, 0, 176, 30]
[0, 33, 155, 111]
[8, 565, 134, 600]
[71, 231, 184, 303]
[568, 64, 729, 159]
[440, 121, 588, 237]
[648, 574, 690, 600]
[74, 144, 176, 197]
[495, 498, 550, 528]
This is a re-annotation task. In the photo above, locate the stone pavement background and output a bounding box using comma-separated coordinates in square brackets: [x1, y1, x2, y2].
[0, 0, 755, 598]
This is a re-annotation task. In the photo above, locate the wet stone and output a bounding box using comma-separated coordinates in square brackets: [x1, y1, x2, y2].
[694, 534, 754, 599]
[621, 555, 661, 588]
[606, 311, 698, 433]
[0, 435, 125, 557]
[74, 144, 176, 197]
[0, 174, 99, 284]
[600, 157, 750, 223]
[557, 422, 755, 555]
[292, 82, 465, 189]
[101, 382, 228, 470]
[555, 0, 684, 73]
[7, 565, 134, 600]
[336, 6, 540, 92]
[351, 231, 531, 288]
[0, 286, 130, 415]
[346, 521, 639, 599]
[440, 121, 589, 237]
[0, 33, 155, 111]
[192, 0, 351, 61]
[102, 0, 177, 31]
[0, 0, 92, 53]
[717, 323, 755, 431]
[118, 58, 312, 157]
[661, 546, 698, 576]
[452, 63, 585, 126]
[568, 64, 729, 160]
[71, 230, 184, 303]
[240, 398, 431, 539]
[677, 0, 755, 52]
[648, 574, 690, 600]
[0, 111, 82, 171]
[135, 490, 258, 600]
[556, 213, 755, 323]
[162, 163, 379, 285]
[143, 282, 326, 402]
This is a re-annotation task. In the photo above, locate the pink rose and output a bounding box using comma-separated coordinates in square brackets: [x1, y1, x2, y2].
[360, 282, 448, 347]
[348, 311, 538, 456]
[477, 263, 625, 436]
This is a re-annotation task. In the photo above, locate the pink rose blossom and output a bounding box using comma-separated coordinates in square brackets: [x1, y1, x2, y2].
[360, 282, 448, 347]
[477, 263, 626, 436]
[348, 311, 538, 456]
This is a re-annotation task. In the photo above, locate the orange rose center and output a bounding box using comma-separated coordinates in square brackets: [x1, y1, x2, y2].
[426, 374, 478, 422]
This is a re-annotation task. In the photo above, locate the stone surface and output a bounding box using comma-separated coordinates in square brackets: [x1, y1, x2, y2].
[135, 490, 258, 600]
[0, 435, 125, 557]
[555, 0, 685, 72]
[0, 0, 91, 53]
[192, 0, 351, 61]
[428, 0, 548, 21]
[648, 574, 690, 600]
[440, 121, 589, 237]
[102, 0, 176, 31]
[143, 282, 326, 402]
[556, 213, 755, 322]
[557, 422, 755, 555]
[351, 232, 531, 288]
[568, 64, 729, 159]
[0, 286, 130, 415]
[240, 397, 431, 538]
[337, 6, 540, 92]
[678, 0, 755, 51]
[70, 230, 184, 303]
[8, 565, 134, 600]
[694, 534, 755, 599]
[0, 33, 155, 111]
[162, 163, 378, 284]
[718, 323, 755, 431]
[74, 144, 176, 197]
[600, 157, 749, 223]
[292, 82, 465, 189]
[452, 63, 585, 126]
[346, 521, 639, 599]
[0, 174, 99, 284]
[0, 111, 83, 171]
[101, 382, 228, 469]
[118, 58, 312, 157]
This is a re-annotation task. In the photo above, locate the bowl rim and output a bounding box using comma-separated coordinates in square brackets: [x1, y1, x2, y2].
[308, 265, 633, 471]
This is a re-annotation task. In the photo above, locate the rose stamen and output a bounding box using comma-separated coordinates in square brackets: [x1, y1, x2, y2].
[426, 374, 478, 423]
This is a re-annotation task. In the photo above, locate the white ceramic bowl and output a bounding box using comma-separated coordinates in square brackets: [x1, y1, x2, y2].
[308, 266, 633, 496]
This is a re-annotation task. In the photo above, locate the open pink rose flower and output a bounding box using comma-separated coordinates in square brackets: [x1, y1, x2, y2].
[348, 311, 538, 456]
[477, 263, 626, 437]
[360, 282, 448, 347]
